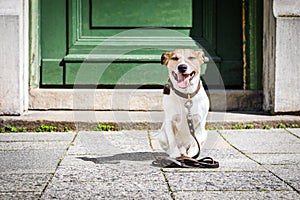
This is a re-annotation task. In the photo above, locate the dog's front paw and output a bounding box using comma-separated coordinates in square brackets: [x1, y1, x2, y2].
[168, 151, 181, 159]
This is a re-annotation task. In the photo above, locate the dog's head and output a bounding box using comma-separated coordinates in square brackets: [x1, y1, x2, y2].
[161, 49, 205, 89]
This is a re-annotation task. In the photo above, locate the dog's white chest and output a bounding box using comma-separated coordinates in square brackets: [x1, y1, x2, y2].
[171, 113, 200, 147]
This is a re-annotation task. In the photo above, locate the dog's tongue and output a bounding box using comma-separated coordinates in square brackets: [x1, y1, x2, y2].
[177, 73, 190, 88]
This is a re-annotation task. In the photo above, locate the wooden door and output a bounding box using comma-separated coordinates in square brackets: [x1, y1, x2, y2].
[40, 0, 262, 89]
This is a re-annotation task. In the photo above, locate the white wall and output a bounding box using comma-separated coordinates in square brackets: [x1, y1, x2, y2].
[0, 0, 28, 115]
[273, 0, 300, 112]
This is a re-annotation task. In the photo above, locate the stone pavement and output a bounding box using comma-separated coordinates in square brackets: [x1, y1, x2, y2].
[0, 129, 299, 199]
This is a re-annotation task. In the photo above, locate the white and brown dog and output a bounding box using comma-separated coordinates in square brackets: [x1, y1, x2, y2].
[157, 49, 209, 160]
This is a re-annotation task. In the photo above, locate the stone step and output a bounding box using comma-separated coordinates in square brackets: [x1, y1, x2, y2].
[1, 111, 300, 131]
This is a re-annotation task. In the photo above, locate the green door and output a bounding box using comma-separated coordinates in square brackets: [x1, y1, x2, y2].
[40, 0, 262, 89]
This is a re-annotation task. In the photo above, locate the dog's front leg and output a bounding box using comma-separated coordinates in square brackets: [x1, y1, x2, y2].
[159, 121, 180, 158]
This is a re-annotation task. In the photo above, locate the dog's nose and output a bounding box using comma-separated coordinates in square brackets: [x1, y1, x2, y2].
[177, 64, 188, 73]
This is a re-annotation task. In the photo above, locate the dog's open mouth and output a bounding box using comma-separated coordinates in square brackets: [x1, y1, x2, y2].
[172, 71, 196, 88]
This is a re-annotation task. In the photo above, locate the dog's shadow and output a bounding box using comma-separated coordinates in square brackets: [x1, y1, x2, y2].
[77, 152, 167, 165]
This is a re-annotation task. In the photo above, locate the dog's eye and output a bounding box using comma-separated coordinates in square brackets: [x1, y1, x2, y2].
[171, 57, 179, 61]
[188, 56, 196, 60]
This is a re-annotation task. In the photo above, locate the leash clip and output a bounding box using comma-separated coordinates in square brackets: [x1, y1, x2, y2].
[184, 94, 194, 121]
[184, 94, 193, 108]
[184, 94, 193, 113]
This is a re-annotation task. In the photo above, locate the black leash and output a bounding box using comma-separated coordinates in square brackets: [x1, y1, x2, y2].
[152, 156, 219, 168]
[184, 95, 201, 159]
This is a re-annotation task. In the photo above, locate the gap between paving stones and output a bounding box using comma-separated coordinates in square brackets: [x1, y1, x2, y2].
[39, 131, 79, 199]
[217, 129, 300, 195]
[41, 131, 172, 199]
[2, 129, 298, 199]
[149, 129, 299, 199]
[147, 130, 175, 200]
[0, 132, 78, 199]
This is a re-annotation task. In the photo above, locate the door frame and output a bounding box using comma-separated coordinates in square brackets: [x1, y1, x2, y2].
[28, 0, 263, 111]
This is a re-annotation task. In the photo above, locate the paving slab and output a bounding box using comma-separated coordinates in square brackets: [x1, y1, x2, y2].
[265, 165, 300, 191]
[220, 129, 300, 153]
[248, 153, 300, 165]
[68, 131, 150, 155]
[53, 161, 163, 182]
[42, 162, 172, 199]
[151, 130, 266, 172]
[42, 131, 172, 199]
[0, 141, 70, 151]
[287, 128, 300, 138]
[0, 173, 51, 192]
[165, 171, 292, 192]
[41, 179, 171, 199]
[0, 192, 40, 200]
[0, 132, 76, 142]
[1, 129, 299, 199]
[0, 132, 75, 198]
[0, 149, 66, 173]
[173, 191, 300, 200]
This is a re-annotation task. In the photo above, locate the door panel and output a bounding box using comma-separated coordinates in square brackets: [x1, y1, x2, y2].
[91, 0, 192, 27]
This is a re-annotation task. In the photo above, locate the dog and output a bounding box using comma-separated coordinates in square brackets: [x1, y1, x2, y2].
[157, 49, 209, 160]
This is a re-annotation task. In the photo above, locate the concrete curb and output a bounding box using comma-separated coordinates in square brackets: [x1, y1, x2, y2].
[1, 111, 300, 131]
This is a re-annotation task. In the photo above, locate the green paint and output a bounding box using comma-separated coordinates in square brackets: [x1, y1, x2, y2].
[245, 0, 263, 90]
[39, 0, 262, 88]
[41, 60, 64, 85]
[65, 62, 168, 85]
[91, 0, 192, 27]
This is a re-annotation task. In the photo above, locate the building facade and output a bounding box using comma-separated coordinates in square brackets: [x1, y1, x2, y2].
[0, 0, 299, 115]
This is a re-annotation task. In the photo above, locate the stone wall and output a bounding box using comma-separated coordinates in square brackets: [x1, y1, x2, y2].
[0, 0, 28, 115]
[0, 0, 299, 114]
[273, 0, 300, 112]
[263, 0, 300, 113]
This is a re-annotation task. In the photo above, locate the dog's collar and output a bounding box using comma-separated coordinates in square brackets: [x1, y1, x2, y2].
[165, 79, 201, 99]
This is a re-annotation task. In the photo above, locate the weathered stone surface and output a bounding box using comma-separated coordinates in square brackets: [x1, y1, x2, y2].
[0, 129, 299, 199]
[29, 89, 164, 111]
[53, 161, 163, 183]
[0, 15, 22, 115]
[287, 128, 300, 138]
[220, 129, 300, 153]
[265, 165, 300, 191]
[274, 0, 300, 17]
[42, 179, 171, 200]
[29, 88, 263, 111]
[0, 132, 76, 142]
[1, 111, 300, 131]
[165, 171, 292, 192]
[0, 173, 50, 192]
[0, 0, 28, 115]
[68, 131, 150, 155]
[0, 149, 65, 173]
[0, 141, 70, 151]
[249, 153, 300, 165]
[162, 149, 265, 173]
[173, 191, 300, 200]
[274, 18, 300, 112]
[0, 192, 40, 200]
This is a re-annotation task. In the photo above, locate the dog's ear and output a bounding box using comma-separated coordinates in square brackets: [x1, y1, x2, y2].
[161, 52, 171, 66]
[196, 50, 209, 63]
[196, 50, 205, 63]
